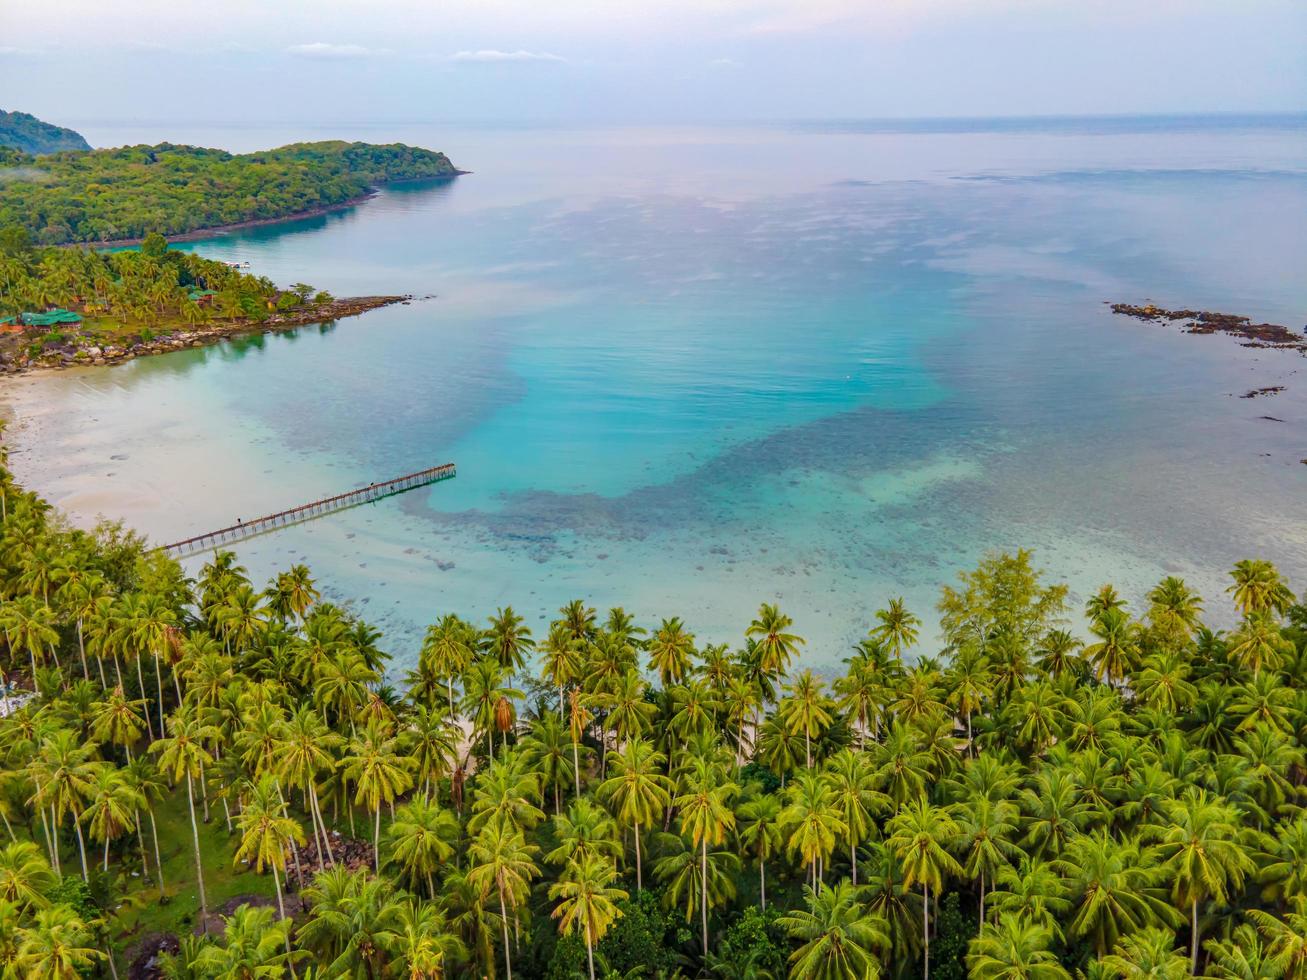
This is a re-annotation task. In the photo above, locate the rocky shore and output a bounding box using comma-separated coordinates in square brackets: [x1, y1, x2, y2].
[0, 295, 411, 376]
[1109, 302, 1307, 352]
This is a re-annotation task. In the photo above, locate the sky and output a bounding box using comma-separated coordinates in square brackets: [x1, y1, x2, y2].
[2, 0, 1305, 131]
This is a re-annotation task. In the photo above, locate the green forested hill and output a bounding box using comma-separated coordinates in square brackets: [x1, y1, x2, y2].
[0, 109, 91, 154]
[0, 139, 460, 244]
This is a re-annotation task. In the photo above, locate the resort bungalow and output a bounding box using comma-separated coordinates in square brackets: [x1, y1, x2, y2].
[187, 288, 218, 307]
[0, 308, 83, 331]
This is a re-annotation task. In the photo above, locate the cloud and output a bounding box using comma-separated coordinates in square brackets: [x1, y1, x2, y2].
[708, 57, 740, 68]
[286, 42, 377, 59]
[449, 49, 567, 64]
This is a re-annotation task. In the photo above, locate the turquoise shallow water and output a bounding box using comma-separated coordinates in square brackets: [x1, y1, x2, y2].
[6, 119, 1307, 667]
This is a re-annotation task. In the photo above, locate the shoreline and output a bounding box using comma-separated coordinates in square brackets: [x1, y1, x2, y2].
[62, 173, 469, 249]
[0, 295, 417, 377]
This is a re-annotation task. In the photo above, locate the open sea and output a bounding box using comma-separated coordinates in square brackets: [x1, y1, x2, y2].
[4, 116, 1306, 669]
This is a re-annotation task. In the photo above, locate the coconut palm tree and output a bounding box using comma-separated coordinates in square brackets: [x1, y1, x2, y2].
[872, 597, 921, 660]
[28, 729, 100, 881]
[966, 915, 1070, 980]
[1099, 927, 1190, 980]
[782, 671, 833, 770]
[546, 798, 622, 868]
[549, 853, 628, 980]
[1227, 560, 1294, 619]
[737, 791, 784, 911]
[467, 819, 540, 980]
[675, 755, 738, 956]
[344, 718, 414, 871]
[779, 881, 889, 980]
[746, 604, 804, 677]
[648, 617, 696, 688]
[887, 798, 963, 980]
[15, 904, 102, 979]
[194, 904, 303, 979]
[235, 775, 305, 941]
[1156, 788, 1255, 972]
[81, 766, 142, 871]
[1227, 613, 1291, 678]
[953, 796, 1023, 925]
[150, 705, 219, 930]
[1058, 830, 1178, 957]
[483, 606, 535, 673]
[276, 705, 342, 868]
[386, 797, 458, 898]
[420, 614, 477, 715]
[599, 739, 672, 890]
[0, 841, 55, 911]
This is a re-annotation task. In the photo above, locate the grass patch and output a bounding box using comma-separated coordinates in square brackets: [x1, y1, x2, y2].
[111, 790, 274, 951]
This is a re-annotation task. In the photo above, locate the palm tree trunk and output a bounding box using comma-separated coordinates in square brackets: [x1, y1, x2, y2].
[701, 838, 709, 957]
[134, 813, 150, 883]
[572, 739, 581, 798]
[1192, 898, 1200, 974]
[148, 806, 166, 900]
[311, 783, 335, 865]
[759, 859, 766, 911]
[186, 773, 209, 933]
[634, 819, 642, 891]
[586, 934, 596, 980]
[134, 657, 154, 739]
[373, 803, 381, 872]
[499, 888, 513, 980]
[73, 813, 90, 881]
[923, 885, 930, 980]
[979, 873, 984, 927]
[851, 840, 857, 886]
[76, 620, 89, 680]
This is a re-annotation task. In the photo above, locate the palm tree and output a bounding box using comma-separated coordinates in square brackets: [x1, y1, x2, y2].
[873, 597, 921, 660]
[15, 904, 102, 979]
[81, 766, 142, 871]
[545, 798, 622, 868]
[779, 881, 889, 980]
[483, 606, 535, 673]
[0, 841, 55, 911]
[1157, 788, 1255, 971]
[29, 729, 100, 881]
[675, 755, 738, 956]
[344, 718, 414, 871]
[150, 706, 219, 930]
[235, 775, 305, 941]
[276, 706, 342, 868]
[953, 797, 1023, 925]
[462, 657, 523, 763]
[783, 670, 833, 769]
[825, 749, 887, 887]
[1227, 559, 1294, 618]
[966, 915, 1069, 980]
[887, 798, 963, 980]
[420, 614, 476, 714]
[1099, 927, 1190, 980]
[1058, 831, 1179, 957]
[1247, 902, 1307, 980]
[549, 853, 629, 980]
[746, 603, 804, 677]
[1227, 613, 1291, 678]
[737, 792, 784, 911]
[599, 739, 672, 890]
[467, 819, 540, 980]
[385, 797, 457, 898]
[1084, 607, 1139, 685]
[194, 904, 303, 979]
[648, 617, 696, 687]
[781, 771, 847, 891]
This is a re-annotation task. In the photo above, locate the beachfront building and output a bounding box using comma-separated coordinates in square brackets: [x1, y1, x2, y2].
[0, 308, 83, 331]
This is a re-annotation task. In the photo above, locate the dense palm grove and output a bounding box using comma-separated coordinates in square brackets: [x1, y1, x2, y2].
[1, 446, 1306, 979]
[0, 141, 459, 244]
[0, 228, 322, 325]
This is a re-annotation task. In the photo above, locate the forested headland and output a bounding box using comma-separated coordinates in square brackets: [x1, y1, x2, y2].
[0, 228, 409, 374]
[0, 140, 460, 245]
[0, 110, 91, 155]
[0, 445, 1305, 979]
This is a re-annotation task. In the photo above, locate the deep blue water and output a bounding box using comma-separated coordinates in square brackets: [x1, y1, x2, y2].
[6, 117, 1307, 666]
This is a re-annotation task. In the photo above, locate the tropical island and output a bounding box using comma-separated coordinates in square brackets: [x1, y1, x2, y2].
[0, 442, 1304, 979]
[0, 227, 407, 374]
[0, 109, 91, 155]
[0, 136, 460, 245]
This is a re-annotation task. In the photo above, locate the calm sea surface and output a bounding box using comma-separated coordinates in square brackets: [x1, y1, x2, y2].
[5, 117, 1307, 667]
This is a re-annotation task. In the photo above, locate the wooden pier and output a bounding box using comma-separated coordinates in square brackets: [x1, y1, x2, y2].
[157, 462, 456, 558]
